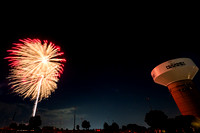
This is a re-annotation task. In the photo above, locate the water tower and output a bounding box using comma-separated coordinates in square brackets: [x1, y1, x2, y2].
[151, 58, 200, 118]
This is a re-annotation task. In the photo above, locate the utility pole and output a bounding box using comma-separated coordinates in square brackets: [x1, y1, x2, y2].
[73, 107, 76, 130]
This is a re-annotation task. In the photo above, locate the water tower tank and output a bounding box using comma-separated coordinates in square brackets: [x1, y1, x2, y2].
[151, 58, 200, 118]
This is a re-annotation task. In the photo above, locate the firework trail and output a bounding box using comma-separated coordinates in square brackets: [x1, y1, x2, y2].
[5, 38, 66, 116]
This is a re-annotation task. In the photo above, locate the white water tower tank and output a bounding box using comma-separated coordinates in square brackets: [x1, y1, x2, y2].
[151, 58, 200, 118]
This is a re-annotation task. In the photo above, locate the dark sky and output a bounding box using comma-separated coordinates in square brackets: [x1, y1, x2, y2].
[0, 3, 200, 129]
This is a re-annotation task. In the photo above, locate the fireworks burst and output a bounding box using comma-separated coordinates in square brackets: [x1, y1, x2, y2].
[5, 38, 66, 116]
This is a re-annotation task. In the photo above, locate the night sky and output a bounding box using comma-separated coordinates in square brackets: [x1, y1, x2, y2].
[0, 3, 199, 129]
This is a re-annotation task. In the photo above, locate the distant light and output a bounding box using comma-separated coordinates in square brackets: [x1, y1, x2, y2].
[96, 129, 101, 132]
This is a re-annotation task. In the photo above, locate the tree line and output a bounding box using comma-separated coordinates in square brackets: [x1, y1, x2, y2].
[8, 110, 200, 132]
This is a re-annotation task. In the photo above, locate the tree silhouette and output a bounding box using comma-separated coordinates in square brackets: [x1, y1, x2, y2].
[76, 125, 80, 130]
[18, 123, 27, 130]
[29, 115, 41, 130]
[127, 124, 146, 132]
[103, 122, 120, 131]
[103, 122, 109, 130]
[111, 122, 119, 131]
[9, 122, 17, 129]
[82, 120, 90, 130]
[145, 110, 168, 129]
[165, 118, 177, 133]
[122, 125, 127, 131]
[175, 115, 195, 132]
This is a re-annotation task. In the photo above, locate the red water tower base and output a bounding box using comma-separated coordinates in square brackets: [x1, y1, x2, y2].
[168, 80, 200, 118]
